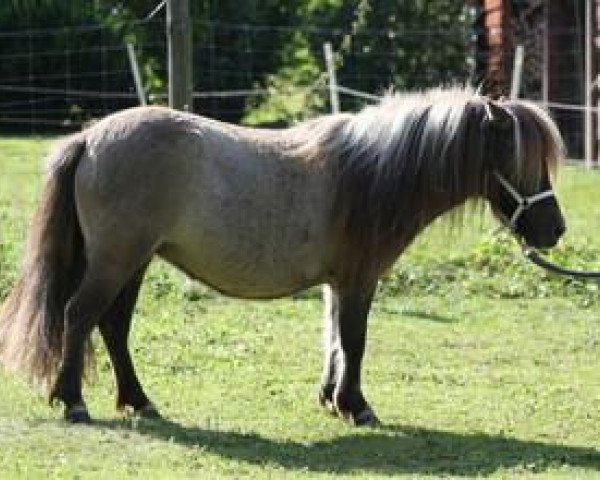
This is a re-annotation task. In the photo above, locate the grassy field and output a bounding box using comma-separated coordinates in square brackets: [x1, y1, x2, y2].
[0, 136, 599, 479]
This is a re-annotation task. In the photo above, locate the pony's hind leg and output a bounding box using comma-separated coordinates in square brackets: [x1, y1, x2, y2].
[49, 256, 150, 423]
[97, 267, 159, 418]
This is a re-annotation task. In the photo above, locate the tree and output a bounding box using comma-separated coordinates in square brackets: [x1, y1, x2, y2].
[243, 0, 474, 123]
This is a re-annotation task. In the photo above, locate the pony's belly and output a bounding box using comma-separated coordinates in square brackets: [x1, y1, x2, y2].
[158, 241, 327, 299]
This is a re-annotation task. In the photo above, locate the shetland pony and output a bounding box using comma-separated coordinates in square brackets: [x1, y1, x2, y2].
[0, 87, 565, 425]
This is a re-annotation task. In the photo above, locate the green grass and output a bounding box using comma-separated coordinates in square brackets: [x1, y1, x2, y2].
[0, 136, 599, 479]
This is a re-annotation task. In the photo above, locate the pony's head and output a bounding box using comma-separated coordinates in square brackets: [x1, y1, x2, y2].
[482, 99, 566, 248]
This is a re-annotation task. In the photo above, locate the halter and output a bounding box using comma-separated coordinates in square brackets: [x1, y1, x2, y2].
[493, 171, 555, 232]
[485, 100, 556, 233]
[484, 101, 600, 279]
[494, 172, 600, 279]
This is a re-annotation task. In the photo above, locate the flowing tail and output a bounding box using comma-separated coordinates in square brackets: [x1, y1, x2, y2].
[0, 134, 91, 389]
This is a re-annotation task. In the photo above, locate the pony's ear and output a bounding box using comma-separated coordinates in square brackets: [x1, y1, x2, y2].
[485, 101, 513, 130]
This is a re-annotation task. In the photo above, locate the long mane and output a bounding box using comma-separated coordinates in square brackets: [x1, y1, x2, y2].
[294, 87, 564, 278]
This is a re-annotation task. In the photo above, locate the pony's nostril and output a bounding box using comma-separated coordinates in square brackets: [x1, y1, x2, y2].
[555, 223, 566, 238]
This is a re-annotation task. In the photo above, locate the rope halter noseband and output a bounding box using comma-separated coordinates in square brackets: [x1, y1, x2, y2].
[493, 171, 555, 233]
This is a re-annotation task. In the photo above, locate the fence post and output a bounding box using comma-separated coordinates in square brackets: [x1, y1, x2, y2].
[584, 0, 594, 168]
[510, 45, 524, 100]
[323, 42, 340, 114]
[597, 74, 600, 164]
[167, 0, 196, 294]
[541, 4, 549, 110]
[167, 0, 193, 111]
[126, 42, 147, 106]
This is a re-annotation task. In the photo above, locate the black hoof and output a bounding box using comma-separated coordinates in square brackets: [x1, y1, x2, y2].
[335, 405, 380, 427]
[64, 404, 92, 424]
[352, 407, 380, 427]
[135, 403, 161, 419]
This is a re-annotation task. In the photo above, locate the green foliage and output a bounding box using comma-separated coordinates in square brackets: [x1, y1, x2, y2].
[243, 0, 474, 122]
[0, 1, 95, 28]
[243, 32, 325, 125]
[0, 239, 16, 299]
[382, 233, 600, 307]
[93, 2, 166, 100]
[341, 1, 473, 90]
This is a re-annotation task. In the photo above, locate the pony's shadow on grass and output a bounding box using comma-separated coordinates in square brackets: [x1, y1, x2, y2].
[94, 417, 600, 476]
[377, 304, 457, 323]
[400, 309, 456, 323]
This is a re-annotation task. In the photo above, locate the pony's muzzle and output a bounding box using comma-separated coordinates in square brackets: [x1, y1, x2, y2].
[522, 210, 565, 249]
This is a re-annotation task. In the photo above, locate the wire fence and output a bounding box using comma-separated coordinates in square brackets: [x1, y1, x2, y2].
[0, 18, 596, 159]
[0, 17, 475, 128]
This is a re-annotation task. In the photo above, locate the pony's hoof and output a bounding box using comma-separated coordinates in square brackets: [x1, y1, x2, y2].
[135, 403, 161, 419]
[352, 407, 380, 427]
[336, 405, 380, 427]
[64, 404, 92, 424]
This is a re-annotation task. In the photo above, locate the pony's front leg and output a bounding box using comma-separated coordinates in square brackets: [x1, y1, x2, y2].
[318, 285, 340, 413]
[319, 283, 379, 426]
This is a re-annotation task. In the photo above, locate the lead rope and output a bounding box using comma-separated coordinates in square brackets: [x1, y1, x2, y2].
[521, 245, 600, 279]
